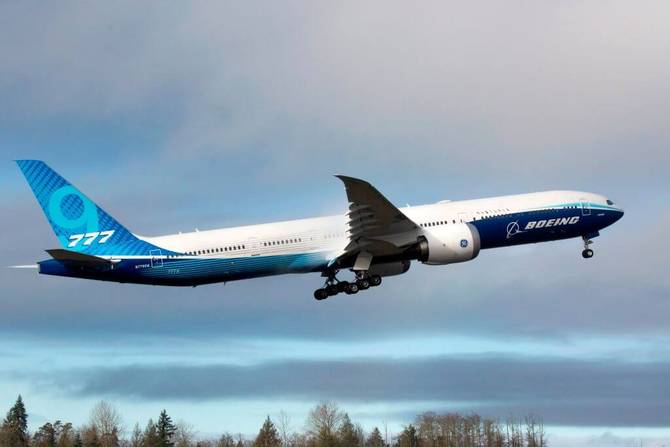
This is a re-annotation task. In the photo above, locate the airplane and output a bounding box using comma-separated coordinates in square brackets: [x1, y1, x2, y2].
[15, 160, 624, 300]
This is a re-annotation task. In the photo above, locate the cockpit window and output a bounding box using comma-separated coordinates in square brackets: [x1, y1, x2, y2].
[606, 199, 614, 205]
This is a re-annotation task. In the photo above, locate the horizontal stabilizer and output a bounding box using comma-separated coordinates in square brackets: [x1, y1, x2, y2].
[46, 249, 113, 269]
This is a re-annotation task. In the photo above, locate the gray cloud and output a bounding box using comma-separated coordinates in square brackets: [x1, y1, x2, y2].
[1, 1, 669, 189]
[38, 355, 670, 427]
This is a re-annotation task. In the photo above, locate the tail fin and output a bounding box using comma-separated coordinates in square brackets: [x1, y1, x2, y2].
[16, 160, 160, 256]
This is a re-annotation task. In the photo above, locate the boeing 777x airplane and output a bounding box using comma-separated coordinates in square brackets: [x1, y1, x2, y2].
[16, 160, 623, 300]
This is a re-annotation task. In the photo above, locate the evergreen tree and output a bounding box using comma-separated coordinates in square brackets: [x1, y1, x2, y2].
[1, 395, 29, 447]
[73, 433, 83, 447]
[156, 410, 176, 447]
[366, 427, 384, 447]
[337, 414, 363, 447]
[396, 425, 419, 447]
[253, 416, 281, 447]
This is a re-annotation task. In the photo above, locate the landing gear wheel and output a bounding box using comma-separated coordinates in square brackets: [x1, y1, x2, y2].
[356, 278, 370, 290]
[369, 275, 382, 287]
[326, 284, 339, 296]
[313, 288, 329, 300]
[344, 282, 359, 294]
[337, 281, 349, 293]
[581, 235, 595, 259]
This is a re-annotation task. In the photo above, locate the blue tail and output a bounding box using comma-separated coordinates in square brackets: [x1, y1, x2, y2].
[16, 160, 165, 256]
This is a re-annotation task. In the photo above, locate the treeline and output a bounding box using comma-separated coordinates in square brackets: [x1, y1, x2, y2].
[0, 396, 547, 447]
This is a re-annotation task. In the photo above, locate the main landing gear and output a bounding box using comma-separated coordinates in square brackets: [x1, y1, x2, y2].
[313, 271, 383, 300]
[581, 235, 594, 259]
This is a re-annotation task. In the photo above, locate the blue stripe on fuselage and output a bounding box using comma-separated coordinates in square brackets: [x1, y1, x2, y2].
[473, 203, 623, 249]
[38, 251, 332, 286]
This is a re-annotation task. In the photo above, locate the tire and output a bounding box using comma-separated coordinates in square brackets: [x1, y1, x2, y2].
[582, 249, 594, 259]
[345, 283, 359, 294]
[313, 289, 328, 300]
[326, 284, 339, 296]
[369, 275, 382, 287]
[356, 278, 370, 290]
[337, 281, 349, 293]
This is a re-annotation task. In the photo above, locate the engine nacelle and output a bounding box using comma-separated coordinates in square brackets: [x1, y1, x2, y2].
[417, 223, 481, 265]
[368, 260, 411, 277]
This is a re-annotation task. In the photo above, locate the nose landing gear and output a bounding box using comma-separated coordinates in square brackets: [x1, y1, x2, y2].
[582, 235, 594, 259]
[313, 271, 382, 300]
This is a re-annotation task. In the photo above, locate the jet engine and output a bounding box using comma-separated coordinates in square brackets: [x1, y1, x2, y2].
[416, 223, 481, 265]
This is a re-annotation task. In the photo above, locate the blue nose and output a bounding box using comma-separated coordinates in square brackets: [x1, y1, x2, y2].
[613, 208, 625, 222]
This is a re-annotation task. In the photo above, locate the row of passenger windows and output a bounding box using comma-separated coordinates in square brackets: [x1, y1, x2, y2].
[263, 238, 302, 246]
[186, 245, 246, 256]
[420, 220, 458, 227]
[420, 208, 514, 227]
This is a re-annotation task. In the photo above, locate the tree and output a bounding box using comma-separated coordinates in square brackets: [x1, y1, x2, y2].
[33, 422, 57, 447]
[73, 433, 83, 447]
[337, 414, 363, 447]
[216, 433, 235, 447]
[253, 416, 281, 447]
[142, 419, 160, 447]
[0, 395, 29, 447]
[156, 410, 176, 447]
[173, 421, 195, 447]
[306, 402, 343, 447]
[396, 425, 419, 447]
[276, 411, 292, 447]
[57, 421, 74, 447]
[130, 423, 143, 447]
[217, 433, 235, 447]
[81, 425, 101, 447]
[525, 414, 546, 447]
[90, 402, 122, 447]
[366, 428, 384, 447]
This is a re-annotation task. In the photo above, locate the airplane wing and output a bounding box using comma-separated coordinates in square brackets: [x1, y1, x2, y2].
[46, 249, 115, 270]
[333, 176, 421, 268]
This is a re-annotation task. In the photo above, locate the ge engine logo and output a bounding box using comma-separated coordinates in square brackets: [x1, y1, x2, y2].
[460, 239, 469, 248]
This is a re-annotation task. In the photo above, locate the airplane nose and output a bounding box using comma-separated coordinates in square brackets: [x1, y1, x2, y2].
[614, 208, 624, 222]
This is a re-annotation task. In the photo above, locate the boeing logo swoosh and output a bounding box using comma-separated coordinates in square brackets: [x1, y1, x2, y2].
[506, 221, 525, 239]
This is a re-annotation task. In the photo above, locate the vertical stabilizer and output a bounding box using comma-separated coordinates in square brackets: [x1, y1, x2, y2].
[16, 160, 164, 256]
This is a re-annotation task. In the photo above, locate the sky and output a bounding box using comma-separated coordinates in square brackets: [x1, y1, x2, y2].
[0, 1, 669, 445]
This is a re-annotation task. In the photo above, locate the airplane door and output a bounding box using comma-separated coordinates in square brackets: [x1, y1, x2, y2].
[247, 238, 261, 256]
[580, 199, 591, 216]
[149, 249, 163, 268]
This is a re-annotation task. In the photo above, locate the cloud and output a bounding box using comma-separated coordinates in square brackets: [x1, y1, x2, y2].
[34, 355, 670, 427]
[1, 1, 669, 188]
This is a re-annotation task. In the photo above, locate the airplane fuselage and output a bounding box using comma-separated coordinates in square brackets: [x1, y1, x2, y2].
[36, 190, 623, 287]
